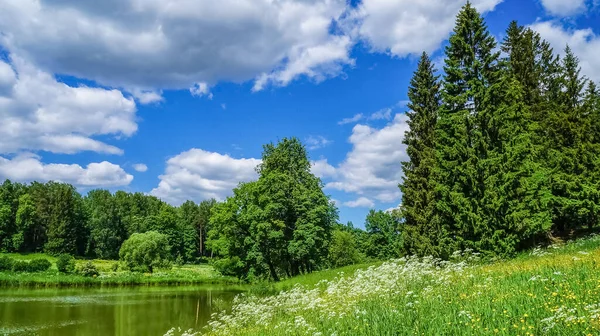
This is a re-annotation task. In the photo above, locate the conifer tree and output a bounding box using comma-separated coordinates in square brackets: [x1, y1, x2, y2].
[432, 2, 501, 257]
[400, 52, 441, 256]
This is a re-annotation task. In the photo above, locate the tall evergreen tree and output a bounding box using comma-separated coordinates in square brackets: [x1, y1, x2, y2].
[400, 52, 441, 256]
[432, 2, 501, 257]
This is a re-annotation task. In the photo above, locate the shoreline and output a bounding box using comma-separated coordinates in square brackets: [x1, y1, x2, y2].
[0, 272, 241, 288]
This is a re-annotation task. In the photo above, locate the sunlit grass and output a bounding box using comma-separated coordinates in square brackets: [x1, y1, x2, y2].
[0, 254, 238, 288]
[166, 234, 600, 336]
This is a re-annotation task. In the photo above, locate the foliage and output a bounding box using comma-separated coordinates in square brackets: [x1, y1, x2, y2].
[0, 256, 14, 271]
[56, 254, 76, 274]
[364, 210, 402, 260]
[208, 138, 337, 281]
[77, 261, 99, 277]
[119, 231, 172, 273]
[400, 51, 441, 257]
[328, 230, 363, 268]
[396, 3, 600, 259]
[12, 260, 29, 272]
[27, 258, 52, 272]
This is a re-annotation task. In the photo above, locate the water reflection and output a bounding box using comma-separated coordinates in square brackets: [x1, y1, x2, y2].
[0, 286, 243, 335]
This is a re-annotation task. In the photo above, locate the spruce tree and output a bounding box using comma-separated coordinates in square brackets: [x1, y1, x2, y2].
[400, 52, 441, 256]
[480, 25, 555, 253]
[432, 2, 501, 257]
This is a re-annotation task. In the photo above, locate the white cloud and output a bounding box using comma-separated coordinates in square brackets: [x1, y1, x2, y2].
[351, 0, 503, 57]
[132, 163, 148, 173]
[326, 113, 409, 203]
[0, 154, 133, 187]
[338, 113, 365, 125]
[531, 21, 600, 82]
[151, 149, 261, 205]
[129, 88, 164, 104]
[539, 0, 586, 17]
[311, 159, 337, 179]
[343, 197, 375, 208]
[305, 135, 332, 150]
[252, 35, 355, 91]
[0, 0, 353, 92]
[0, 0, 505, 94]
[190, 82, 213, 99]
[0, 56, 137, 155]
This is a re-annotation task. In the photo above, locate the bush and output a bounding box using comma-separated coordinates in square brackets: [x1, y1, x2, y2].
[12, 260, 29, 272]
[27, 258, 52, 272]
[0, 256, 14, 271]
[119, 231, 172, 273]
[56, 254, 76, 274]
[77, 262, 99, 277]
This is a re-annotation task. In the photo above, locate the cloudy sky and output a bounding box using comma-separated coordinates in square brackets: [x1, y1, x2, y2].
[0, 0, 599, 227]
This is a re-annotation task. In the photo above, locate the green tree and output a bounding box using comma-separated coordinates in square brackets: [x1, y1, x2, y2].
[432, 2, 502, 257]
[208, 138, 337, 280]
[119, 231, 172, 273]
[364, 210, 402, 260]
[328, 229, 363, 268]
[400, 51, 441, 256]
[43, 182, 88, 255]
[85, 190, 127, 259]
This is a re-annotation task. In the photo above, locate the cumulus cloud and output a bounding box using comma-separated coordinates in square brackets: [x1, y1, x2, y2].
[539, 0, 587, 17]
[344, 197, 375, 208]
[351, 0, 503, 57]
[132, 163, 148, 173]
[531, 21, 600, 82]
[311, 159, 337, 179]
[0, 154, 133, 187]
[0, 0, 353, 92]
[0, 56, 137, 155]
[326, 114, 409, 203]
[151, 149, 261, 205]
[0, 0, 505, 94]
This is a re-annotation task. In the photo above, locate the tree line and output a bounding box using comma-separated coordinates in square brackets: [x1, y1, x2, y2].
[400, 3, 600, 259]
[0, 180, 216, 264]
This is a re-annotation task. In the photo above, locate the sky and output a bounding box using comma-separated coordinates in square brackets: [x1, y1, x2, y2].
[0, 0, 599, 228]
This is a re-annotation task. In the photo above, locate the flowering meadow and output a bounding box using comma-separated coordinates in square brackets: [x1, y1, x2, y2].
[166, 235, 600, 336]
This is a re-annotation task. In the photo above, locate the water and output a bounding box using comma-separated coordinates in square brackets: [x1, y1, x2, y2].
[0, 286, 244, 335]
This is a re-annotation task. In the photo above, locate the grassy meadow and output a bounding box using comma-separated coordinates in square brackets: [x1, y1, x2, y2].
[0, 253, 239, 287]
[166, 235, 600, 336]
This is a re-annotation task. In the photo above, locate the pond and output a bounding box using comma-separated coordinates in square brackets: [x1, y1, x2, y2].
[0, 286, 244, 335]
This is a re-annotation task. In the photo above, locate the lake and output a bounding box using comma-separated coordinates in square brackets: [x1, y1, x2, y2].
[0, 286, 244, 335]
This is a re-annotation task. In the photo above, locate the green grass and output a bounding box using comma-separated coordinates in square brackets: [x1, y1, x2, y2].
[171, 235, 600, 336]
[0, 254, 239, 288]
[271, 262, 381, 292]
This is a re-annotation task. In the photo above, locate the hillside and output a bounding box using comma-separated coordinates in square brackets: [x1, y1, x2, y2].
[167, 235, 600, 336]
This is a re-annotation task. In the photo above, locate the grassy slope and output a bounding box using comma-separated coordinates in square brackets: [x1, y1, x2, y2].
[0, 254, 239, 287]
[185, 235, 600, 336]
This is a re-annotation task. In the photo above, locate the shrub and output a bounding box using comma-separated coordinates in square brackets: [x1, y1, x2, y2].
[0, 256, 14, 271]
[27, 258, 52, 272]
[119, 231, 172, 273]
[12, 260, 29, 272]
[56, 254, 76, 274]
[77, 262, 99, 277]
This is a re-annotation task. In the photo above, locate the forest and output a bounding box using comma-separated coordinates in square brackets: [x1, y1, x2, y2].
[1, 3, 600, 283]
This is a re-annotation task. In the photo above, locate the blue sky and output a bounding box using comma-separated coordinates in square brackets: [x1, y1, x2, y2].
[0, 0, 599, 227]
